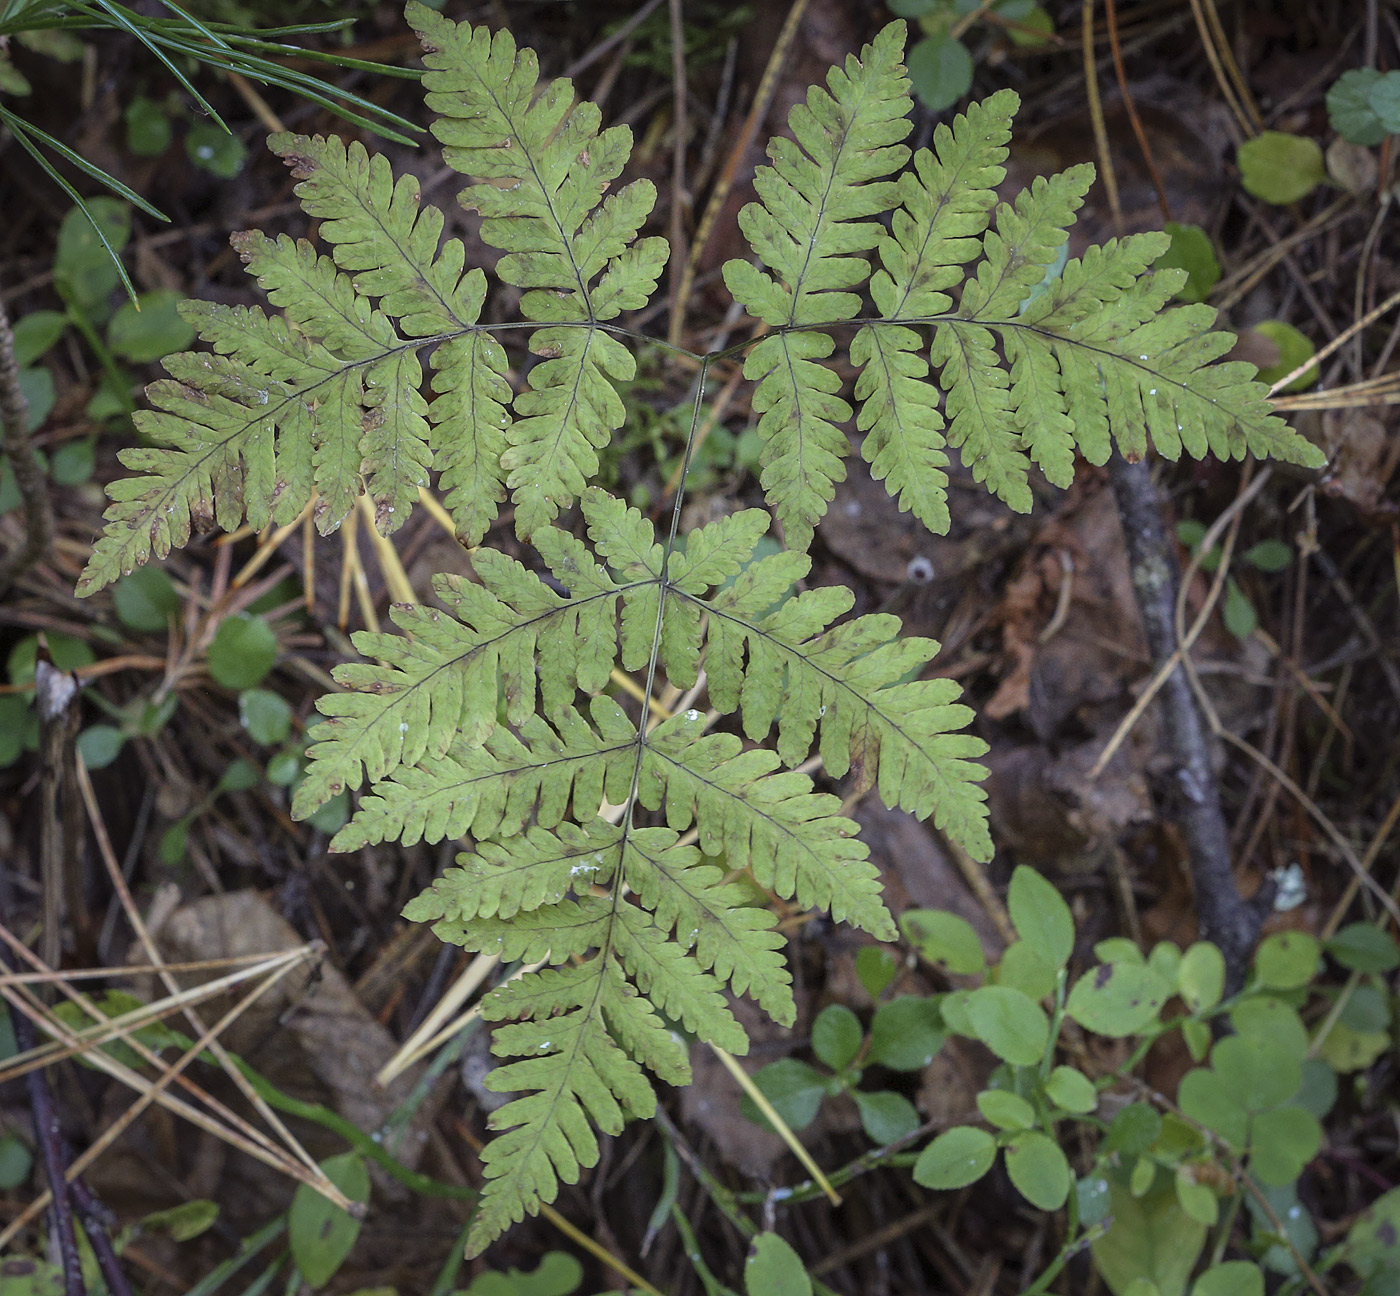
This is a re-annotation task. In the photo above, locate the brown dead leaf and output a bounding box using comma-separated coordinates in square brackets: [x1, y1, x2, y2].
[1319, 406, 1400, 524]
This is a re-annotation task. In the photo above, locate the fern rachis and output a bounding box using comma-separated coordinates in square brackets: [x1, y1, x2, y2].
[76, 4, 1323, 1255]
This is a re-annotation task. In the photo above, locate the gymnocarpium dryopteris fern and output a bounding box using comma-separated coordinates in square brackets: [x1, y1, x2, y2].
[74, 6, 1323, 1253]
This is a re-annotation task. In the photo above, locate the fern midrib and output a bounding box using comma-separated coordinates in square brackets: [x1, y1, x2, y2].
[778, 70, 882, 325]
[682, 589, 959, 791]
[467, 74, 594, 316]
[343, 191, 471, 333]
[98, 333, 455, 572]
[323, 581, 652, 777]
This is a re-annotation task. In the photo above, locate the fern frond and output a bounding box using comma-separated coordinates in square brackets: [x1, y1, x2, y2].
[409, 3, 668, 537]
[852, 91, 1016, 534]
[468, 956, 660, 1252]
[293, 555, 623, 818]
[336, 699, 637, 849]
[690, 548, 991, 858]
[724, 21, 913, 548]
[641, 712, 893, 938]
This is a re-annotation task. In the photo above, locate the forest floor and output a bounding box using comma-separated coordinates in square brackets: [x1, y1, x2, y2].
[1, 1, 1398, 1294]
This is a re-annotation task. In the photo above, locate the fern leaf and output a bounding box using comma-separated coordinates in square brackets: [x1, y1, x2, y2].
[724, 21, 912, 548]
[469, 956, 656, 1253]
[641, 712, 893, 938]
[268, 132, 482, 336]
[410, 4, 667, 536]
[621, 828, 795, 1024]
[613, 905, 747, 1053]
[293, 560, 613, 819]
[404, 818, 624, 923]
[853, 91, 1016, 532]
[693, 549, 992, 858]
[337, 699, 637, 849]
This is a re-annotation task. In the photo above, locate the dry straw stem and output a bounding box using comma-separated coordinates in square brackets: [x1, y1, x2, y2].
[0, 949, 311, 1251]
[75, 756, 347, 1205]
[0, 948, 312, 1081]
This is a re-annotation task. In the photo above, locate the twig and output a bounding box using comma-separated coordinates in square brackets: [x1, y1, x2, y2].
[0, 290, 54, 595]
[2, 943, 85, 1296]
[1107, 455, 1264, 988]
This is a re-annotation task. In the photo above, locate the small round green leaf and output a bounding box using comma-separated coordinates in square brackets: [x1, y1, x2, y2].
[1243, 539, 1292, 572]
[1254, 930, 1320, 990]
[740, 1059, 826, 1132]
[1177, 942, 1225, 1015]
[1252, 320, 1318, 392]
[1370, 72, 1400, 133]
[1327, 923, 1400, 973]
[811, 1004, 862, 1072]
[1179, 1069, 1248, 1147]
[207, 614, 278, 689]
[856, 945, 900, 998]
[1340, 983, 1390, 1034]
[77, 725, 125, 771]
[267, 750, 303, 787]
[140, 1200, 219, 1242]
[976, 1088, 1035, 1131]
[11, 310, 67, 368]
[1066, 963, 1169, 1037]
[1105, 1102, 1162, 1156]
[745, 1232, 811, 1296]
[108, 289, 197, 364]
[1005, 1131, 1070, 1210]
[907, 33, 973, 113]
[1345, 1185, 1400, 1280]
[1222, 579, 1257, 641]
[1211, 1034, 1302, 1113]
[996, 940, 1058, 1001]
[1043, 1065, 1097, 1114]
[186, 121, 248, 178]
[112, 566, 180, 633]
[49, 439, 95, 486]
[289, 1151, 369, 1289]
[853, 1089, 921, 1145]
[54, 199, 131, 312]
[1077, 1174, 1112, 1226]
[1174, 1165, 1219, 1226]
[1153, 223, 1221, 303]
[0, 1131, 33, 1190]
[1192, 1262, 1264, 1296]
[1007, 866, 1074, 969]
[1093, 937, 1145, 965]
[965, 985, 1049, 1067]
[239, 688, 293, 747]
[1327, 68, 1388, 145]
[868, 995, 945, 1071]
[1248, 1105, 1322, 1187]
[912, 1125, 997, 1190]
[901, 908, 985, 974]
[125, 96, 173, 156]
[1230, 996, 1309, 1056]
[1237, 131, 1327, 205]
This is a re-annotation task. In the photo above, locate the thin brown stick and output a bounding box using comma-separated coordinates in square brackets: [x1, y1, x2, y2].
[1108, 455, 1263, 986]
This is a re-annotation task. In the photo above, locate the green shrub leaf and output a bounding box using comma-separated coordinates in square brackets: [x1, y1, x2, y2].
[1007, 866, 1074, 969]
[1066, 962, 1169, 1037]
[288, 1152, 370, 1289]
[1004, 1131, 1070, 1210]
[965, 985, 1049, 1066]
[912, 1125, 997, 1190]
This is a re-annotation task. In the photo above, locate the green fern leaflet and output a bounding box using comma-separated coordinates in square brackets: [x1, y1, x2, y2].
[75, 3, 1323, 1256]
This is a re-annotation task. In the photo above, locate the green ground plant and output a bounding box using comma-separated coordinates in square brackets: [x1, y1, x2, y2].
[67, 3, 1344, 1283]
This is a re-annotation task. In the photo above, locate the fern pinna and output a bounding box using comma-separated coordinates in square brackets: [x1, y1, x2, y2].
[76, 4, 1322, 1253]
